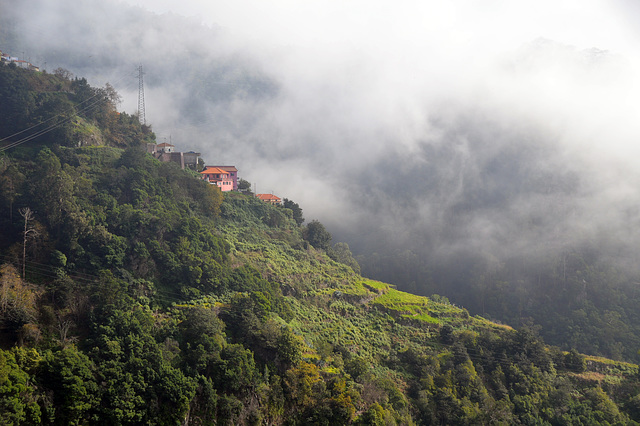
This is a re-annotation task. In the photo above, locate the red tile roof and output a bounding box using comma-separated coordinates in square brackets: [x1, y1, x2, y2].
[200, 167, 229, 175]
[257, 193, 281, 201]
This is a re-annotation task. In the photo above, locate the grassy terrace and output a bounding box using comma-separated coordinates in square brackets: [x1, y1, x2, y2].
[372, 289, 440, 323]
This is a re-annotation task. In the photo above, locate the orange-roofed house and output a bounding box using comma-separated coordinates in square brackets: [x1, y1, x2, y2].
[209, 166, 238, 190]
[256, 194, 281, 205]
[200, 166, 234, 191]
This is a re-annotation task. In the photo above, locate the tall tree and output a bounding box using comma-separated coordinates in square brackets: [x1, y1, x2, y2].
[19, 207, 37, 279]
[304, 220, 332, 251]
[283, 198, 304, 225]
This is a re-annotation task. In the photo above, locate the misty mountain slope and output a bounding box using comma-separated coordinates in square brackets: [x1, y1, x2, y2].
[4, 0, 640, 363]
[2, 63, 640, 424]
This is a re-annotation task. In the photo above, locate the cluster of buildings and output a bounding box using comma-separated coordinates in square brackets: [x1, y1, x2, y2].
[146, 142, 280, 203]
[2, 50, 285, 205]
[0, 50, 40, 71]
[146, 142, 201, 170]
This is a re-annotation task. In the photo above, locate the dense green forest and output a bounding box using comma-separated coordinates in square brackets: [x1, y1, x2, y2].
[2, 61, 640, 425]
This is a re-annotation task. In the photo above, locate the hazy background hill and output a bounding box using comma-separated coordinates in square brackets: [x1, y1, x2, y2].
[3, 0, 640, 360]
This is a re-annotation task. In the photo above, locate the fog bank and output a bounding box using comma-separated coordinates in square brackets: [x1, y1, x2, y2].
[3, 0, 640, 278]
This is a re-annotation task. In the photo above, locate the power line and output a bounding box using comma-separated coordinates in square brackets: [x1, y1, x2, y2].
[0, 70, 137, 152]
[1, 95, 110, 152]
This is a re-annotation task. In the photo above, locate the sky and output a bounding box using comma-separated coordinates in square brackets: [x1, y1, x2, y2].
[113, 0, 640, 169]
[120, 1, 632, 46]
[5, 0, 640, 276]
[118, 0, 640, 57]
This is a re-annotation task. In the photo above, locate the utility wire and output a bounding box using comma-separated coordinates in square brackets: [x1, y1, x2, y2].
[0, 70, 134, 143]
[0, 70, 137, 151]
[1, 96, 111, 151]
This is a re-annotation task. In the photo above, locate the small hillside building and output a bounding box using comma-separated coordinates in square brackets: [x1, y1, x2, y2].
[183, 151, 201, 169]
[209, 166, 238, 190]
[145, 143, 202, 170]
[257, 194, 281, 205]
[156, 142, 175, 153]
[201, 166, 234, 191]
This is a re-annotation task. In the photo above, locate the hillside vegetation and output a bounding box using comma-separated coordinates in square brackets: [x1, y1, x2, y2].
[1, 61, 640, 425]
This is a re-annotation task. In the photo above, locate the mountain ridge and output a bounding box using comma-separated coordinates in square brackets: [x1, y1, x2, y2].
[1, 51, 640, 425]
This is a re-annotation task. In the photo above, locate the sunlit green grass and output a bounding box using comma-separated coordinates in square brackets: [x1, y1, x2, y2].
[372, 289, 441, 324]
[361, 279, 391, 292]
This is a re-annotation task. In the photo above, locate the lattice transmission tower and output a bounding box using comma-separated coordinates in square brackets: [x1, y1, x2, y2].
[137, 64, 146, 125]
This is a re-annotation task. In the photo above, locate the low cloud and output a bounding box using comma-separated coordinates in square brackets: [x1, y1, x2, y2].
[4, 0, 640, 277]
